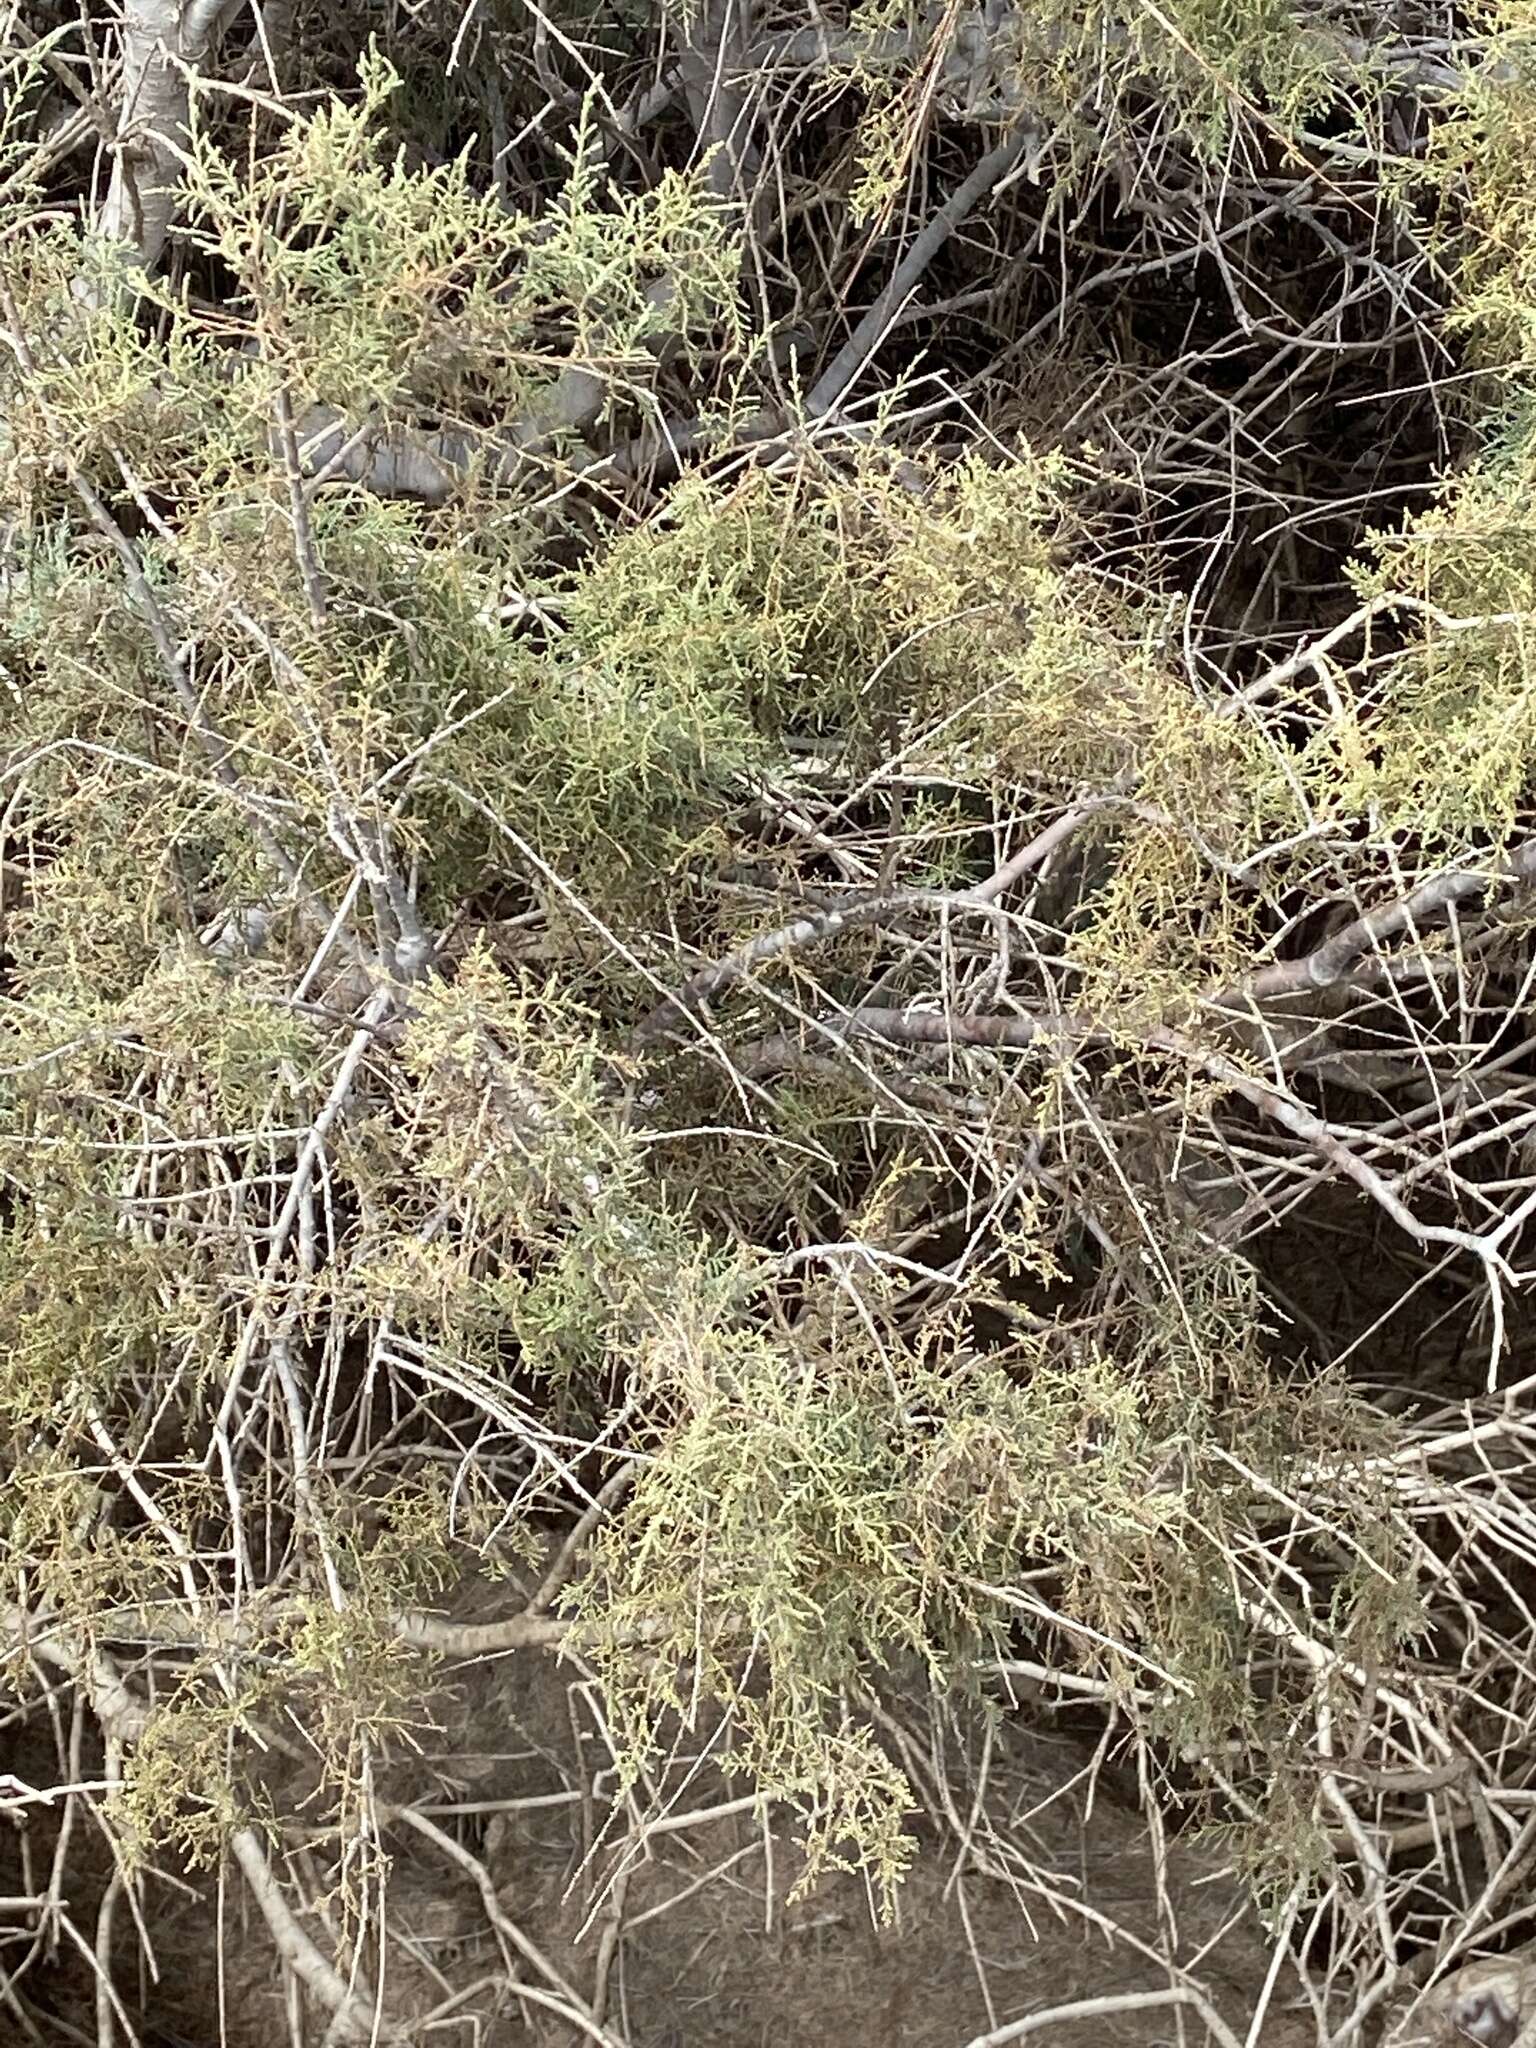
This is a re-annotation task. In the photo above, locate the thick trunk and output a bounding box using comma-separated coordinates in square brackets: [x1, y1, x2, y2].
[96, 0, 239, 272]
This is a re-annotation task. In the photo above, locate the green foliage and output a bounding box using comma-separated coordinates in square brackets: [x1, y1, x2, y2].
[842, 0, 1347, 215]
[571, 1243, 1409, 1909]
[1429, 3, 1536, 375]
[0, 20, 1528, 1978]
[1336, 4, 1536, 846]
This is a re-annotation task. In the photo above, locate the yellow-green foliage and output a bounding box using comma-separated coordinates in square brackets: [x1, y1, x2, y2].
[1431, 2, 1536, 374]
[572, 1246, 1407, 1908]
[843, 0, 1347, 216]
[0, 28, 1517, 1920]
[1331, 4, 1536, 845]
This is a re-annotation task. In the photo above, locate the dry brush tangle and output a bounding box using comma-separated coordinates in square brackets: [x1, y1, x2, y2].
[8, 1, 1536, 2044]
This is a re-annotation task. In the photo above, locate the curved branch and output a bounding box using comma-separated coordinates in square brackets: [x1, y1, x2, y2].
[229, 1827, 398, 2047]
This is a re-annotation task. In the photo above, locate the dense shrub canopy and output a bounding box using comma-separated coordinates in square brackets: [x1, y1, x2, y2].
[7, 2, 1536, 2043]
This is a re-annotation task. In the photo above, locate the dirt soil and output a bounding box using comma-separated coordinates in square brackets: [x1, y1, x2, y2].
[3, 1635, 1318, 2048]
[376, 1644, 1313, 2048]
